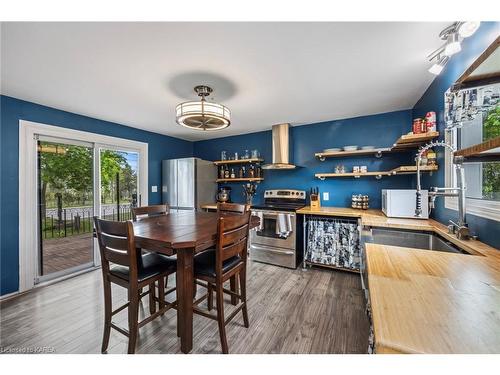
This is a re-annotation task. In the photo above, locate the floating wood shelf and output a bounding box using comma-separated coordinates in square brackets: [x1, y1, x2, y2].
[213, 158, 264, 165]
[315, 131, 439, 160]
[315, 147, 391, 159]
[391, 131, 440, 150]
[216, 177, 264, 183]
[454, 136, 500, 161]
[315, 165, 438, 180]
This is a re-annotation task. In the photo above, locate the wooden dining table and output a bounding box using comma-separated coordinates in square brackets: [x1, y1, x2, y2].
[132, 210, 259, 353]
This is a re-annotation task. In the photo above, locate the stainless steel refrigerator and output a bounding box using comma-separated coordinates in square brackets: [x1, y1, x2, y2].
[162, 157, 216, 211]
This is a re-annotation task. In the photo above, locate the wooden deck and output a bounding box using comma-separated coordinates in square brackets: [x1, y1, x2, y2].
[42, 233, 94, 275]
[0, 261, 370, 354]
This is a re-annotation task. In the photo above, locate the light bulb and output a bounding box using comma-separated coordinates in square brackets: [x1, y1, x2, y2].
[444, 33, 461, 56]
[458, 21, 480, 38]
[428, 56, 449, 76]
[429, 63, 444, 75]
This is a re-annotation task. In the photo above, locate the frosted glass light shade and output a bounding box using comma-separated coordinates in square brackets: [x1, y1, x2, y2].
[175, 100, 231, 131]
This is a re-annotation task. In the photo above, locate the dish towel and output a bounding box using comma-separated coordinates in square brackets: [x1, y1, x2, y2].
[276, 213, 293, 238]
[253, 211, 264, 231]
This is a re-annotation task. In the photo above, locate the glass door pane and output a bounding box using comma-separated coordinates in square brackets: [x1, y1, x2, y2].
[37, 139, 95, 282]
[99, 148, 139, 221]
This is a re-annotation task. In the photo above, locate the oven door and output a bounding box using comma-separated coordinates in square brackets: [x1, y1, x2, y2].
[250, 210, 296, 249]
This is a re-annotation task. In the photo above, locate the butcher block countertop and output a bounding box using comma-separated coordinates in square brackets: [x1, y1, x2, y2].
[296, 206, 500, 353]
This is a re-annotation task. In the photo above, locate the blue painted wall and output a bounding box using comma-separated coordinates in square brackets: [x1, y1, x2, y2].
[412, 22, 500, 249]
[0, 95, 193, 295]
[194, 110, 415, 208]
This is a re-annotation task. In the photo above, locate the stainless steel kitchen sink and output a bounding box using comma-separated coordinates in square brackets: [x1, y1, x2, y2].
[362, 227, 471, 255]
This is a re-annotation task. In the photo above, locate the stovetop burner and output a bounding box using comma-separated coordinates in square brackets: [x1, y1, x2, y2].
[251, 189, 306, 212]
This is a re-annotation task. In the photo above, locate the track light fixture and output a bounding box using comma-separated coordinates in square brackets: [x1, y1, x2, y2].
[427, 22, 480, 75]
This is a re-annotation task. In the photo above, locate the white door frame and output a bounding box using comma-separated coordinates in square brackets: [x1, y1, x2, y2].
[19, 120, 148, 293]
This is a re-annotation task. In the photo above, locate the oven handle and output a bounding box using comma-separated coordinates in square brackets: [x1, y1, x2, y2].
[252, 210, 296, 217]
[251, 246, 295, 255]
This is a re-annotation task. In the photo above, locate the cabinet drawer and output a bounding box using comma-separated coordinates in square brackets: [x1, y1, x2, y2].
[250, 244, 296, 269]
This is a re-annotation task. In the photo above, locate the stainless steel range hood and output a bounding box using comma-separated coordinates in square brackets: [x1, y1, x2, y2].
[261, 123, 297, 170]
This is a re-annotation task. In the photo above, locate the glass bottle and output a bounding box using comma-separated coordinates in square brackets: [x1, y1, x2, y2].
[224, 167, 230, 179]
[219, 165, 225, 179]
[249, 165, 255, 178]
[230, 168, 236, 179]
[221, 151, 227, 161]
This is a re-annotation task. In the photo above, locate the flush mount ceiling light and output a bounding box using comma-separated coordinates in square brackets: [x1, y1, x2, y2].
[175, 85, 231, 131]
[427, 21, 480, 75]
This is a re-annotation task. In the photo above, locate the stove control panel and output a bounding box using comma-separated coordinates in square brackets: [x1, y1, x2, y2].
[264, 189, 306, 199]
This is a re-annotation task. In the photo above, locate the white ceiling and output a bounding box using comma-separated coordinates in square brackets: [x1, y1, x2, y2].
[1, 22, 448, 141]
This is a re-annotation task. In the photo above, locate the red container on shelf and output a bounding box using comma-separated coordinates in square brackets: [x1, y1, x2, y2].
[413, 118, 424, 134]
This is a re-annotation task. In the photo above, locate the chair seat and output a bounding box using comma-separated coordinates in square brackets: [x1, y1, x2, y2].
[111, 253, 176, 283]
[194, 249, 241, 278]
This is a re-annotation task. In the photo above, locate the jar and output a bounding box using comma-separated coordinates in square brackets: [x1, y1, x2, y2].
[251, 149, 259, 159]
[221, 151, 227, 161]
[427, 149, 437, 166]
[243, 150, 250, 159]
[419, 150, 428, 166]
[413, 118, 424, 134]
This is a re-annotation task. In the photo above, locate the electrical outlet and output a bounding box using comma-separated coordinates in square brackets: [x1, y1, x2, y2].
[151, 185, 157, 193]
[323, 192, 329, 201]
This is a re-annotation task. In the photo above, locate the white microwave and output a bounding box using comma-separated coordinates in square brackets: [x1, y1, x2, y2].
[382, 189, 429, 219]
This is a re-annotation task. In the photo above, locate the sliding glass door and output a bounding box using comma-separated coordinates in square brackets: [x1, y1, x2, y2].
[36, 138, 143, 283]
[37, 137, 95, 282]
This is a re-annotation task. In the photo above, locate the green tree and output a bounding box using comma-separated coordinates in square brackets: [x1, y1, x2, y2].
[100, 150, 127, 204]
[482, 105, 500, 200]
[40, 143, 130, 209]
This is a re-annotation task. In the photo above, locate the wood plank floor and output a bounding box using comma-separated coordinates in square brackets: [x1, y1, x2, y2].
[0, 260, 370, 354]
[42, 233, 93, 274]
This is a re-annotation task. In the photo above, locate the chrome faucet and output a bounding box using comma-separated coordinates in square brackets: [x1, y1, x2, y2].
[415, 141, 471, 240]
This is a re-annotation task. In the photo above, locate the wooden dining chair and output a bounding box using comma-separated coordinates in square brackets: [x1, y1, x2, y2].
[93, 217, 177, 354]
[217, 202, 249, 214]
[132, 204, 175, 300]
[131, 204, 169, 221]
[215, 202, 249, 304]
[192, 210, 251, 353]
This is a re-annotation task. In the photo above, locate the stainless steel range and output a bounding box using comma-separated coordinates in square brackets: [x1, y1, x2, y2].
[250, 189, 306, 269]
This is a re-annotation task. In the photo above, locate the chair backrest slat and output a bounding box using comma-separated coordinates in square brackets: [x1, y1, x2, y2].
[222, 224, 249, 248]
[132, 204, 169, 221]
[215, 211, 251, 269]
[217, 202, 249, 214]
[94, 217, 136, 269]
[222, 238, 247, 260]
